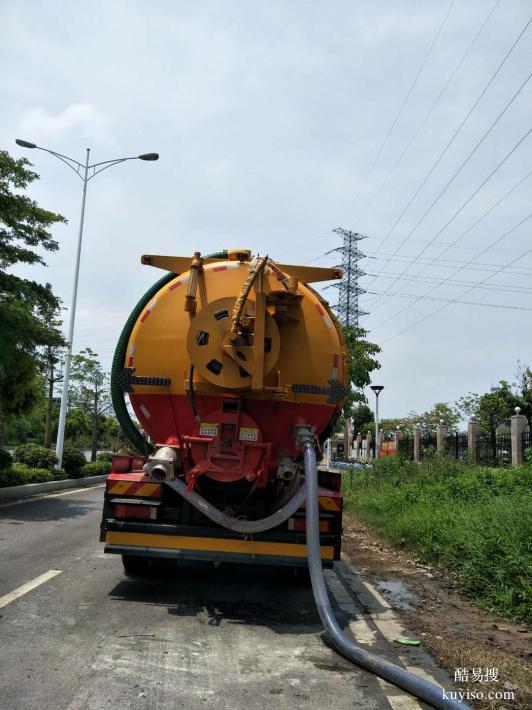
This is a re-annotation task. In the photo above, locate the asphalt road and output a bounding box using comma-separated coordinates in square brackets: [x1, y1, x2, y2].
[0, 486, 449, 710]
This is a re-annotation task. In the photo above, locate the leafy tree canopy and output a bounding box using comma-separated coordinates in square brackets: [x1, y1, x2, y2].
[341, 325, 381, 420]
[351, 403, 374, 436]
[456, 380, 520, 437]
[70, 348, 113, 461]
[0, 151, 66, 438]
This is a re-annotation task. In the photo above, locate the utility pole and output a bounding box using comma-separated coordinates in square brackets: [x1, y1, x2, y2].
[326, 228, 368, 463]
[327, 227, 368, 328]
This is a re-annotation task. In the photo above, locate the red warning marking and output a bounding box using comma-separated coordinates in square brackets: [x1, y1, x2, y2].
[169, 280, 182, 291]
[315, 304, 325, 316]
[333, 354, 339, 367]
[213, 265, 228, 272]
[128, 356, 134, 367]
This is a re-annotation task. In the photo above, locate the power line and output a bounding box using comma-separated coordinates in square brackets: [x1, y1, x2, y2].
[340, 0, 456, 225]
[377, 211, 532, 344]
[367, 74, 532, 310]
[355, 0, 501, 226]
[367, 252, 532, 275]
[310, 247, 532, 276]
[371, 210, 532, 330]
[368, 127, 532, 312]
[364, 12, 532, 279]
[367, 165, 532, 318]
[367, 289, 532, 311]
[366, 272, 532, 295]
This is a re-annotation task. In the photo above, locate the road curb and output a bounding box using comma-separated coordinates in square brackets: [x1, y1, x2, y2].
[0, 475, 107, 501]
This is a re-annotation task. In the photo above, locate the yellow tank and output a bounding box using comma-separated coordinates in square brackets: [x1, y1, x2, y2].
[120, 250, 348, 488]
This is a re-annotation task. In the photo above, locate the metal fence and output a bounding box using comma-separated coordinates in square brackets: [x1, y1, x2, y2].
[444, 432, 468, 461]
[397, 437, 414, 460]
[420, 434, 437, 460]
[522, 430, 531, 462]
[475, 433, 512, 467]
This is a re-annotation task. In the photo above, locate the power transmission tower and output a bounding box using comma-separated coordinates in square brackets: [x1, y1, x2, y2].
[327, 228, 368, 328]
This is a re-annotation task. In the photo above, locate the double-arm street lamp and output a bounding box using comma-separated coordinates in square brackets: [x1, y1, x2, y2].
[370, 384, 384, 459]
[15, 139, 159, 469]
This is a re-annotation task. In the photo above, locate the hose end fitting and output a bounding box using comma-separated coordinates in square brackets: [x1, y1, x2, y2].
[294, 424, 316, 450]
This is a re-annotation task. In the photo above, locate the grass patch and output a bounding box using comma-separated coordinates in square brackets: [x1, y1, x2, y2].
[343, 457, 532, 624]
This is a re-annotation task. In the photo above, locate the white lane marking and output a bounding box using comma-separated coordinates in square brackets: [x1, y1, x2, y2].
[0, 569, 62, 608]
[0, 484, 105, 509]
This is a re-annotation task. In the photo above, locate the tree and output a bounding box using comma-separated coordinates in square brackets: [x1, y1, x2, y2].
[421, 402, 460, 434]
[0, 150, 65, 442]
[70, 348, 112, 461]
[457, 381, 520, 450]
[514, 360, 532, 431]
[379, 417, 406, 435]
[37, 300, 66, 448]
[341, 325, 381, 420]
[351, 403, 374, 436]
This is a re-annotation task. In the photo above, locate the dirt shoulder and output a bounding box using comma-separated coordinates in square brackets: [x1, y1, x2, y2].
[342, 513, 531, 709]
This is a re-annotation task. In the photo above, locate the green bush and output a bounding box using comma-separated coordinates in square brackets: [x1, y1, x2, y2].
[343, 457, 532, 624]
[0, 464, 63, 488]
[0, 448, 13, 470]
[14, 443, 56, 470]
[96, 451, 113, 462]
[61, 444, 87, 478]
[82, 461, 112, 476]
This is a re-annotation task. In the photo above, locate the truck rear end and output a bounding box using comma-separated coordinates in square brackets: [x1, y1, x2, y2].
[100, 455, 342, 573]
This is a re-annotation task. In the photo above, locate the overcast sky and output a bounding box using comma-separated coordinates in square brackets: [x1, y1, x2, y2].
[2, 0, 531, 419]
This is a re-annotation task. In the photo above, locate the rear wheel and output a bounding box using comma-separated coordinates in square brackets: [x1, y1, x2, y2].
[122, 554, 155, 577]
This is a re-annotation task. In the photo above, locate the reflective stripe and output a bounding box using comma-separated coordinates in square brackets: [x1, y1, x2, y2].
[106, 531, 334, 559]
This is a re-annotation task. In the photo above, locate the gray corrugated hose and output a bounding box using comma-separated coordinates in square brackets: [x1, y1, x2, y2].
[164, 478, 306, 534]
[163, 434, 469, 710]
[300, 431, 469, 710]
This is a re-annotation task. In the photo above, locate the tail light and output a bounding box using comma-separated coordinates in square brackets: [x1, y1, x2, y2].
[288, 517, 332, 533]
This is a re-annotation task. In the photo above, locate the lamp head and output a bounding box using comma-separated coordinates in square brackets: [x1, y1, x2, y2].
[16, 139, 37, 149]
[370, 385, 384, 396]
[138, 153, 159, 161]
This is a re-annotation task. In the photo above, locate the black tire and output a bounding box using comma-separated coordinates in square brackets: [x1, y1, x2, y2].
[122, 554, 155, 577]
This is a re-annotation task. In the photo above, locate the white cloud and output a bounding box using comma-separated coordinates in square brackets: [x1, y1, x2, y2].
[17, 103, 114, 146]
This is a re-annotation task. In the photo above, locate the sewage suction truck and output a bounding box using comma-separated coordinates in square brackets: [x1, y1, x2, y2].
[100, 249, 347, 572]
[99, 248, 466, 709]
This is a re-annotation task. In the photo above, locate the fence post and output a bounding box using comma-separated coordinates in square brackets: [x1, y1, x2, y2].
[365, 431, 373, 460]
[394, 427, 402, 456]
[436, 419, 447, 455]
[511, 407, 528, 468]
[343, 419, 351, 460]
[413, 424, 421, 463]
[356, 432, 362, 459]
[468, 420, 478, 463]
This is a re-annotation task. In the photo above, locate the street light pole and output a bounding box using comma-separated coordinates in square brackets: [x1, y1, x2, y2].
[15, 139, 159, 470]
[370, 385, 384, 459]
[55, 148, 89, 471]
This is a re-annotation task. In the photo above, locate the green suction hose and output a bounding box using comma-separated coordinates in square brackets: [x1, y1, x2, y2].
[111, 271, 177, 453]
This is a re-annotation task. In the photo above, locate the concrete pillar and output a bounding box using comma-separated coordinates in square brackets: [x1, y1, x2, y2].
[394, 427, 402, 457]
[511, 407, 528, 468]
[356, 432, 362, 459]
[365, 431, 373, 460]
[413, 424, 421, 463]
[468, 420, 478, 464]
[436, 419, 447, 455]
[343, 420, 351, 461]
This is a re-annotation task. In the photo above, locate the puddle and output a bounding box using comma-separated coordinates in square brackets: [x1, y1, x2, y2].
[376, 579, 420, 610]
